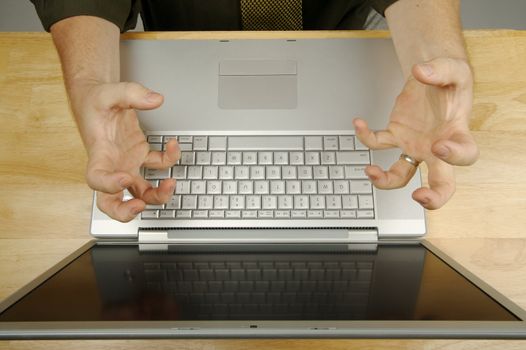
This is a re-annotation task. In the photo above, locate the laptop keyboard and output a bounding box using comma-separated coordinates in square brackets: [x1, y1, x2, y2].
[141, 135, 375, 220]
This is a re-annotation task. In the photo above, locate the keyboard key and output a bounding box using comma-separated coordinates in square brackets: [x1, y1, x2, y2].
[336, 151, 370, 165]
[266, 166, 281, 179]
[258, 210, 274, 218]
[147, 135, 163, 143]
[209, 210, 225, 218]
[270, 181, 285, 194]
[324, 210, 340, 218]
[207, 181, 222, 194]
[211, 152, 226, 165]
[329, 166, 344, 179]
[193, 136, 207, 151]
[180, 152, 195, 165]
[176, 210, 192, 218]
[307, 210, 323, 218]
[305, 152, 320, 165]
[310, 195, 325, 209]
[340, 210, 357, 218]
[282, 166, 296, 179]
[254, 181, 269, 194]
[223, 181, 237, 194]
[203, 166, 218, 179]
[339, 135, 355, 150]
[196, 152, 211, 165]
[278, 195, 293, 209]
[159, 210, 176, 219]
[274, 152, 288, 165]
[318, 181, 333, 194]
[289, 152, 304, 165]
[358, 195, 374, 209]
[179, 143, 192, 151]
[355, 137, 369, 150]
[238, 181, 253, 194]
[350, 180, 373, 194]
[334, 180, 349, 194]
[144, 168, 170, 180]
[141, 210, 159, 219]
[301, 181, 317, 194]
[182, 195, 197, 209]
[321, 152, 336, 165]
[286, 180, 301, 194]
[291, 210, 307, 218]
[187, 166, 202, 179]
[323, 136, 339, 150]
[209, 136, 227, 150]
[242, 210, 258, 218]
[275, 210, 291, 218]
[191, 180, 206, 194]
[246, 195, 261, 209]
[149, 143, 162, 151]
[219, 166, 234, 179]
[198, 195, 214, 209]
[342, 195, 358, 209]
[243, 152, 257, 165]
[234, 166, 249, 179]
[214, 195, 229, 209]
[193, 210, 208, 218]
[345, 165, 368, 179]
[230, 196, 245, 210]
[262, 196, 277, 209]
[172, 166, 186, 179]
[294, 195, 309, 209]
[178, 136, 193, 143]
[305, 136, 322, 150]
[357, 210, 374, 219]
[258, 152, 273, 165]
[227, 152, 242, 165]
[166, 195, 181, 209]
[297, 166, 312, 179]
[175, 180, 190, 194]
[250, 166, 265, 180]
[326, 195, 342, 209]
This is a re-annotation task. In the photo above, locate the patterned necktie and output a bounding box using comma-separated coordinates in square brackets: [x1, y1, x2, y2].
[240, 0, 303, 30]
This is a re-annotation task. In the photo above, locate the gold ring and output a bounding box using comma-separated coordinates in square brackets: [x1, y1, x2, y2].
[400, 153, 420, 167]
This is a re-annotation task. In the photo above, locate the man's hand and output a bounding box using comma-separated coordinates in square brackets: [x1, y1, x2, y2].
[75, 82, 180, 222]
[353, 57, 479, 209]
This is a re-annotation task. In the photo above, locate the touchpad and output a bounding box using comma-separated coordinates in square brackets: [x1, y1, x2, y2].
[218, 60, 297, 109]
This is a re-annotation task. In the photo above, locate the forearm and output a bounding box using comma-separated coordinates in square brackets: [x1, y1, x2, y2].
[385, 0, 468, 78]
[50, 16, 120, 145]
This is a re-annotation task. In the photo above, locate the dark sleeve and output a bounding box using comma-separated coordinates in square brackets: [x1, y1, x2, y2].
[369, 0, 399, 16]
[29, 0, 140, 32]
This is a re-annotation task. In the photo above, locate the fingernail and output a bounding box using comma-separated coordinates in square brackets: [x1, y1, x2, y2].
[419, 64, 434, 76]
[435, 146, 449, 158]
[145, 91, 161, 103]
[418, 198, 429, 206]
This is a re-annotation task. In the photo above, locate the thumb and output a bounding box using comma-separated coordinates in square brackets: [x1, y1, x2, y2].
[99, 82, 164, 111]
[432, 131, 479, 166]
[412, 57, 472, 88]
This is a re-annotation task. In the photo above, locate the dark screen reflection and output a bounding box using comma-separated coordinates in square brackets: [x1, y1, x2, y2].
[0, 244, 519, 321]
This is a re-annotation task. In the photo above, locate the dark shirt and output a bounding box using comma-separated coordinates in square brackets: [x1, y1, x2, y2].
[30, 0, 398, 32]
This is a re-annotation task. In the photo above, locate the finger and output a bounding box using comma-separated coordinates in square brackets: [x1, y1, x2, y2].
[353, 118, 397, 150]
[143, 139, 181, 169]
[129, 177, 176, 205]
[412, 160, 455, 210]
[365, 159, 418, 190]
[432, 131, 479, 166]
[86, 157, 133, 193]
[96, 191, 145, 222]
[97, 82, 164, 111]
[412, 57, 472, 89]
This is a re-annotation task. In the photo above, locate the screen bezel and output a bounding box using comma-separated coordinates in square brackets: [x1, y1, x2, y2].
[1, 239, 526, 339]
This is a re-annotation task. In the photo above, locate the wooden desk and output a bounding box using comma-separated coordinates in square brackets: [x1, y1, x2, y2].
[1, 31, 526, 349]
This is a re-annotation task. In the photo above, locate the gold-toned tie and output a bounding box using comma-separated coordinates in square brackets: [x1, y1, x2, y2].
[240, 0, 303, 30]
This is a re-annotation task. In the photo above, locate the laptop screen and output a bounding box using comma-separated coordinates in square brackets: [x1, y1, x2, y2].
[0, 243, 519, 322]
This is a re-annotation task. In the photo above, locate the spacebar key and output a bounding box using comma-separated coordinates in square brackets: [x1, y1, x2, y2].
[228, 136, 303, 150]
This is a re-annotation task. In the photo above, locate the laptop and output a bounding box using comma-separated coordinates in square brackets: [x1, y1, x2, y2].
[1, 37, 525, 339]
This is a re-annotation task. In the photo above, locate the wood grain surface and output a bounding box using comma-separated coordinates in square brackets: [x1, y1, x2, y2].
[1, 31, 526, 348]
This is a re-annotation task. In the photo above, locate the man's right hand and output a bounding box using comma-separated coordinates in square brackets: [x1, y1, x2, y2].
[72, 82, 180, 222]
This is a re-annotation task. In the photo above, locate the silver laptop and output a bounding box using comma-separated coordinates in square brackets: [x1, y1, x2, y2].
[90, 38, 426, 243]
[2, 38, 525, 339]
